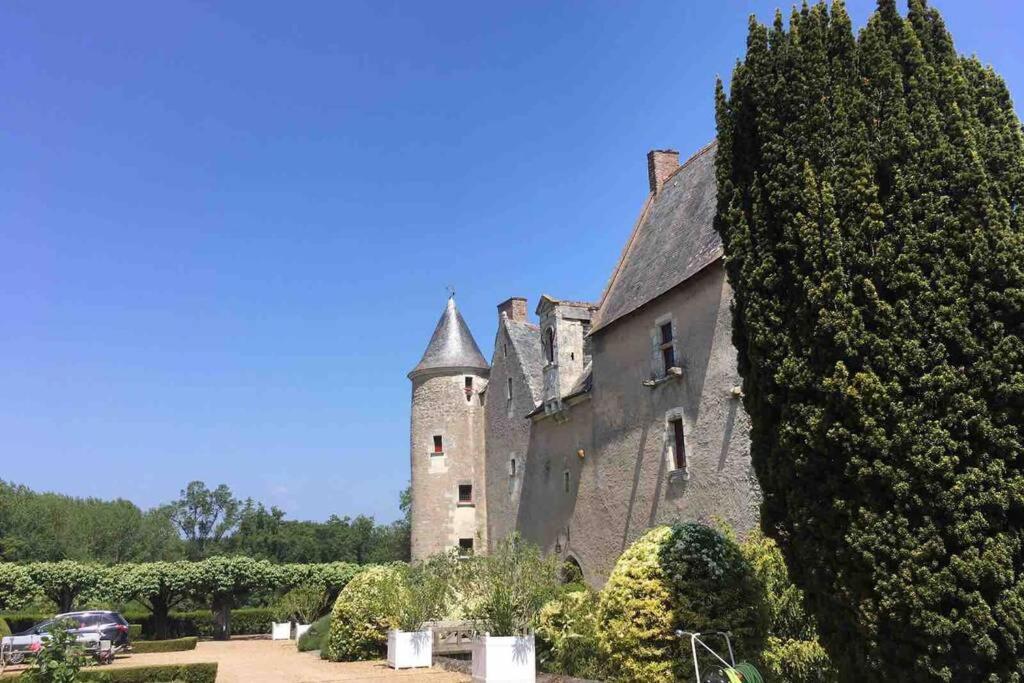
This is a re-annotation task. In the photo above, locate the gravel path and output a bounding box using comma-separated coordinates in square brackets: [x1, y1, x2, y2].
[104, 639, 471, 682]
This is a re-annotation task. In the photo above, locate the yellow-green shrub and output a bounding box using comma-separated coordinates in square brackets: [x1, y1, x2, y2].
[536, 589, 604, 679]
[598, 526, 675, 682]
[324, 565, 407, 662]
[739, 531, 836, 682]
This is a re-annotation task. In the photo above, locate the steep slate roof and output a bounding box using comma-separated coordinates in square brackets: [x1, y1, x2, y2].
[504, 318, 544, 406]
[409, 297, 489, 377]
[591, 141, 721, 334]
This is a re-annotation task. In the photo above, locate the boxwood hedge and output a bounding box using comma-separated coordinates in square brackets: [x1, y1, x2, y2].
[131, 636, 198, 653]
[76, 663, 217, 683]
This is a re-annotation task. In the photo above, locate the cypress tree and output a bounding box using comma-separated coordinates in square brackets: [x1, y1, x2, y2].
[715, 1, 1024, 679]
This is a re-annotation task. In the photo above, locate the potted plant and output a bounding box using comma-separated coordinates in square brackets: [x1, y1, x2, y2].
[465, 534, 561, 682]
[388, 552, 459, 670]
[275, 584, 329, 641]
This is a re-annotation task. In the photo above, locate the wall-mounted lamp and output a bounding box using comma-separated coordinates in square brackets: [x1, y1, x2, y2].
[576, 449, 585, 460]
[730, 385, 744, 399]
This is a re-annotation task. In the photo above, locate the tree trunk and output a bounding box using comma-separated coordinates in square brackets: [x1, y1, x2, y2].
[212, 597, 231, 640]
[151, 599, 170, 640]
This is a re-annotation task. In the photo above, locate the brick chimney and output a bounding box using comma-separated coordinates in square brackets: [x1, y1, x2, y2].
[497, 297, 528, 324]
[647, 149, 680, 195]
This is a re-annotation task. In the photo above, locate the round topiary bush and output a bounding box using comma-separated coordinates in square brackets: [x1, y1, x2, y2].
[660, 523, 769, 675]
[324, 565, 407, 662]
[598, 526, 675, 682]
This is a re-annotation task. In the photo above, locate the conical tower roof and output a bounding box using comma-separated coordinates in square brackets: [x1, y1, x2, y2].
[409, 296, 489, 378]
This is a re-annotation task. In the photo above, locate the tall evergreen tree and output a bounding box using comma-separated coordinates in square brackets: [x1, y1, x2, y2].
[715, 1, 1024, 679]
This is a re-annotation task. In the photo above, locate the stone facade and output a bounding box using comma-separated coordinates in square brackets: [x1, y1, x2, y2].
[409, 142, 761, 584]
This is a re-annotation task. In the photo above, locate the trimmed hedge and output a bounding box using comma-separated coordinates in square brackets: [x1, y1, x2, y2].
[128, 624, 142, 641]
[132, 636, 198, 653]
[1, 608, 275, 639]
[76, 663, 217, 683]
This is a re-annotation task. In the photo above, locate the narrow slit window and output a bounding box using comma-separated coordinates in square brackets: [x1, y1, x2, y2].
[458, 538, 474, 557]
[506, 378, 513, 409]
[563, 470, 570, 493]
[465, 376, 473, 401]
[670, 418, 686, 470]
[458, 484, 473, 503]
[433, 435, 443, 454]
[544, 328, 555, 364]
[510, 458, 517, 476]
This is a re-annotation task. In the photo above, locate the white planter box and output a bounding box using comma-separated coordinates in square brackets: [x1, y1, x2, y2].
[295, 623, 312, 640]
[387, 629, 432, 669]
[471, 634, 535, 682]
[271, 622, 292, 640]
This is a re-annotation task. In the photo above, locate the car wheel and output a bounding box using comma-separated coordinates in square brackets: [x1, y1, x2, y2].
[8, 652, 25, 665]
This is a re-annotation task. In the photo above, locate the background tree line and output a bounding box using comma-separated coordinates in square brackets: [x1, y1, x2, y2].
[0, 480, 409, 565]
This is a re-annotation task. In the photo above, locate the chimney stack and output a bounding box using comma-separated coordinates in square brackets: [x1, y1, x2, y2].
[647, 149, 680, 195]
[497, 297, 528, 324]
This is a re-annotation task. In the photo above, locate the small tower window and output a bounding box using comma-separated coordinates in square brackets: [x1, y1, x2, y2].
[458, 484, 473, 504]
[544, 328, 555, 364]
[458, 538, 474, 557]
[433, 435, 443, 454]
[510, 458, 517, 477]
[563, 470, 570, 493]
[660, 322, 676, 373]
[669, 417, 686, 470]
[506, 378, 513, 410]
[465, 376, 473, 401]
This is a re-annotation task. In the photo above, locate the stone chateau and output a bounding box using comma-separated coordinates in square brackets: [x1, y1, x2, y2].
[408, 142, 760, 586]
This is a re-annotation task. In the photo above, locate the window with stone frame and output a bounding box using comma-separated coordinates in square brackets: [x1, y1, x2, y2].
[433, 435, 443, 454]
[664, 409, 688, 473]
[660, 321, 676, 372]
[510, 457, 517, 477]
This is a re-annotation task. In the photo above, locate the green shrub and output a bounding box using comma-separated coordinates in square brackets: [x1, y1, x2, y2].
[298, 614, 331, 653]
[131, 636, 198, 653]
[598, 526, 675, 682]
[0, 617, 10, 638]
[22, 618, 87, 683]
[660, 523, 769, 675]
[275, 584, 329, 625]
[127, 624, 142, 641]
[463, 535, 561, 637]
[77, 663, 217, 682]
[324, 565, 407, 661]
[536, 589, 604, 680]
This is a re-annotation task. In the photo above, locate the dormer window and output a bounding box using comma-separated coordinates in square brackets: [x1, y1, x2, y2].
[544, 328, 555, 364]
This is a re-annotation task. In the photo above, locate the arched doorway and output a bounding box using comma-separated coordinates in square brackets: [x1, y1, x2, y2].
[561, 555, 584, 585]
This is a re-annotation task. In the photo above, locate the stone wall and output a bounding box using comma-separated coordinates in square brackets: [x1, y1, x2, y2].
[483, 321, 537, 551]
[510, 263, 760, 586]
[410, 369, 489, 560]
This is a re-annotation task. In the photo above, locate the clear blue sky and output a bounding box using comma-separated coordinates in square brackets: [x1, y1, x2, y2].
[2, 1, 1022, 523]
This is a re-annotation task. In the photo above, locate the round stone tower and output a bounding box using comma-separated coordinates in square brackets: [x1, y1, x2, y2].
[408, 295, 489, 561]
